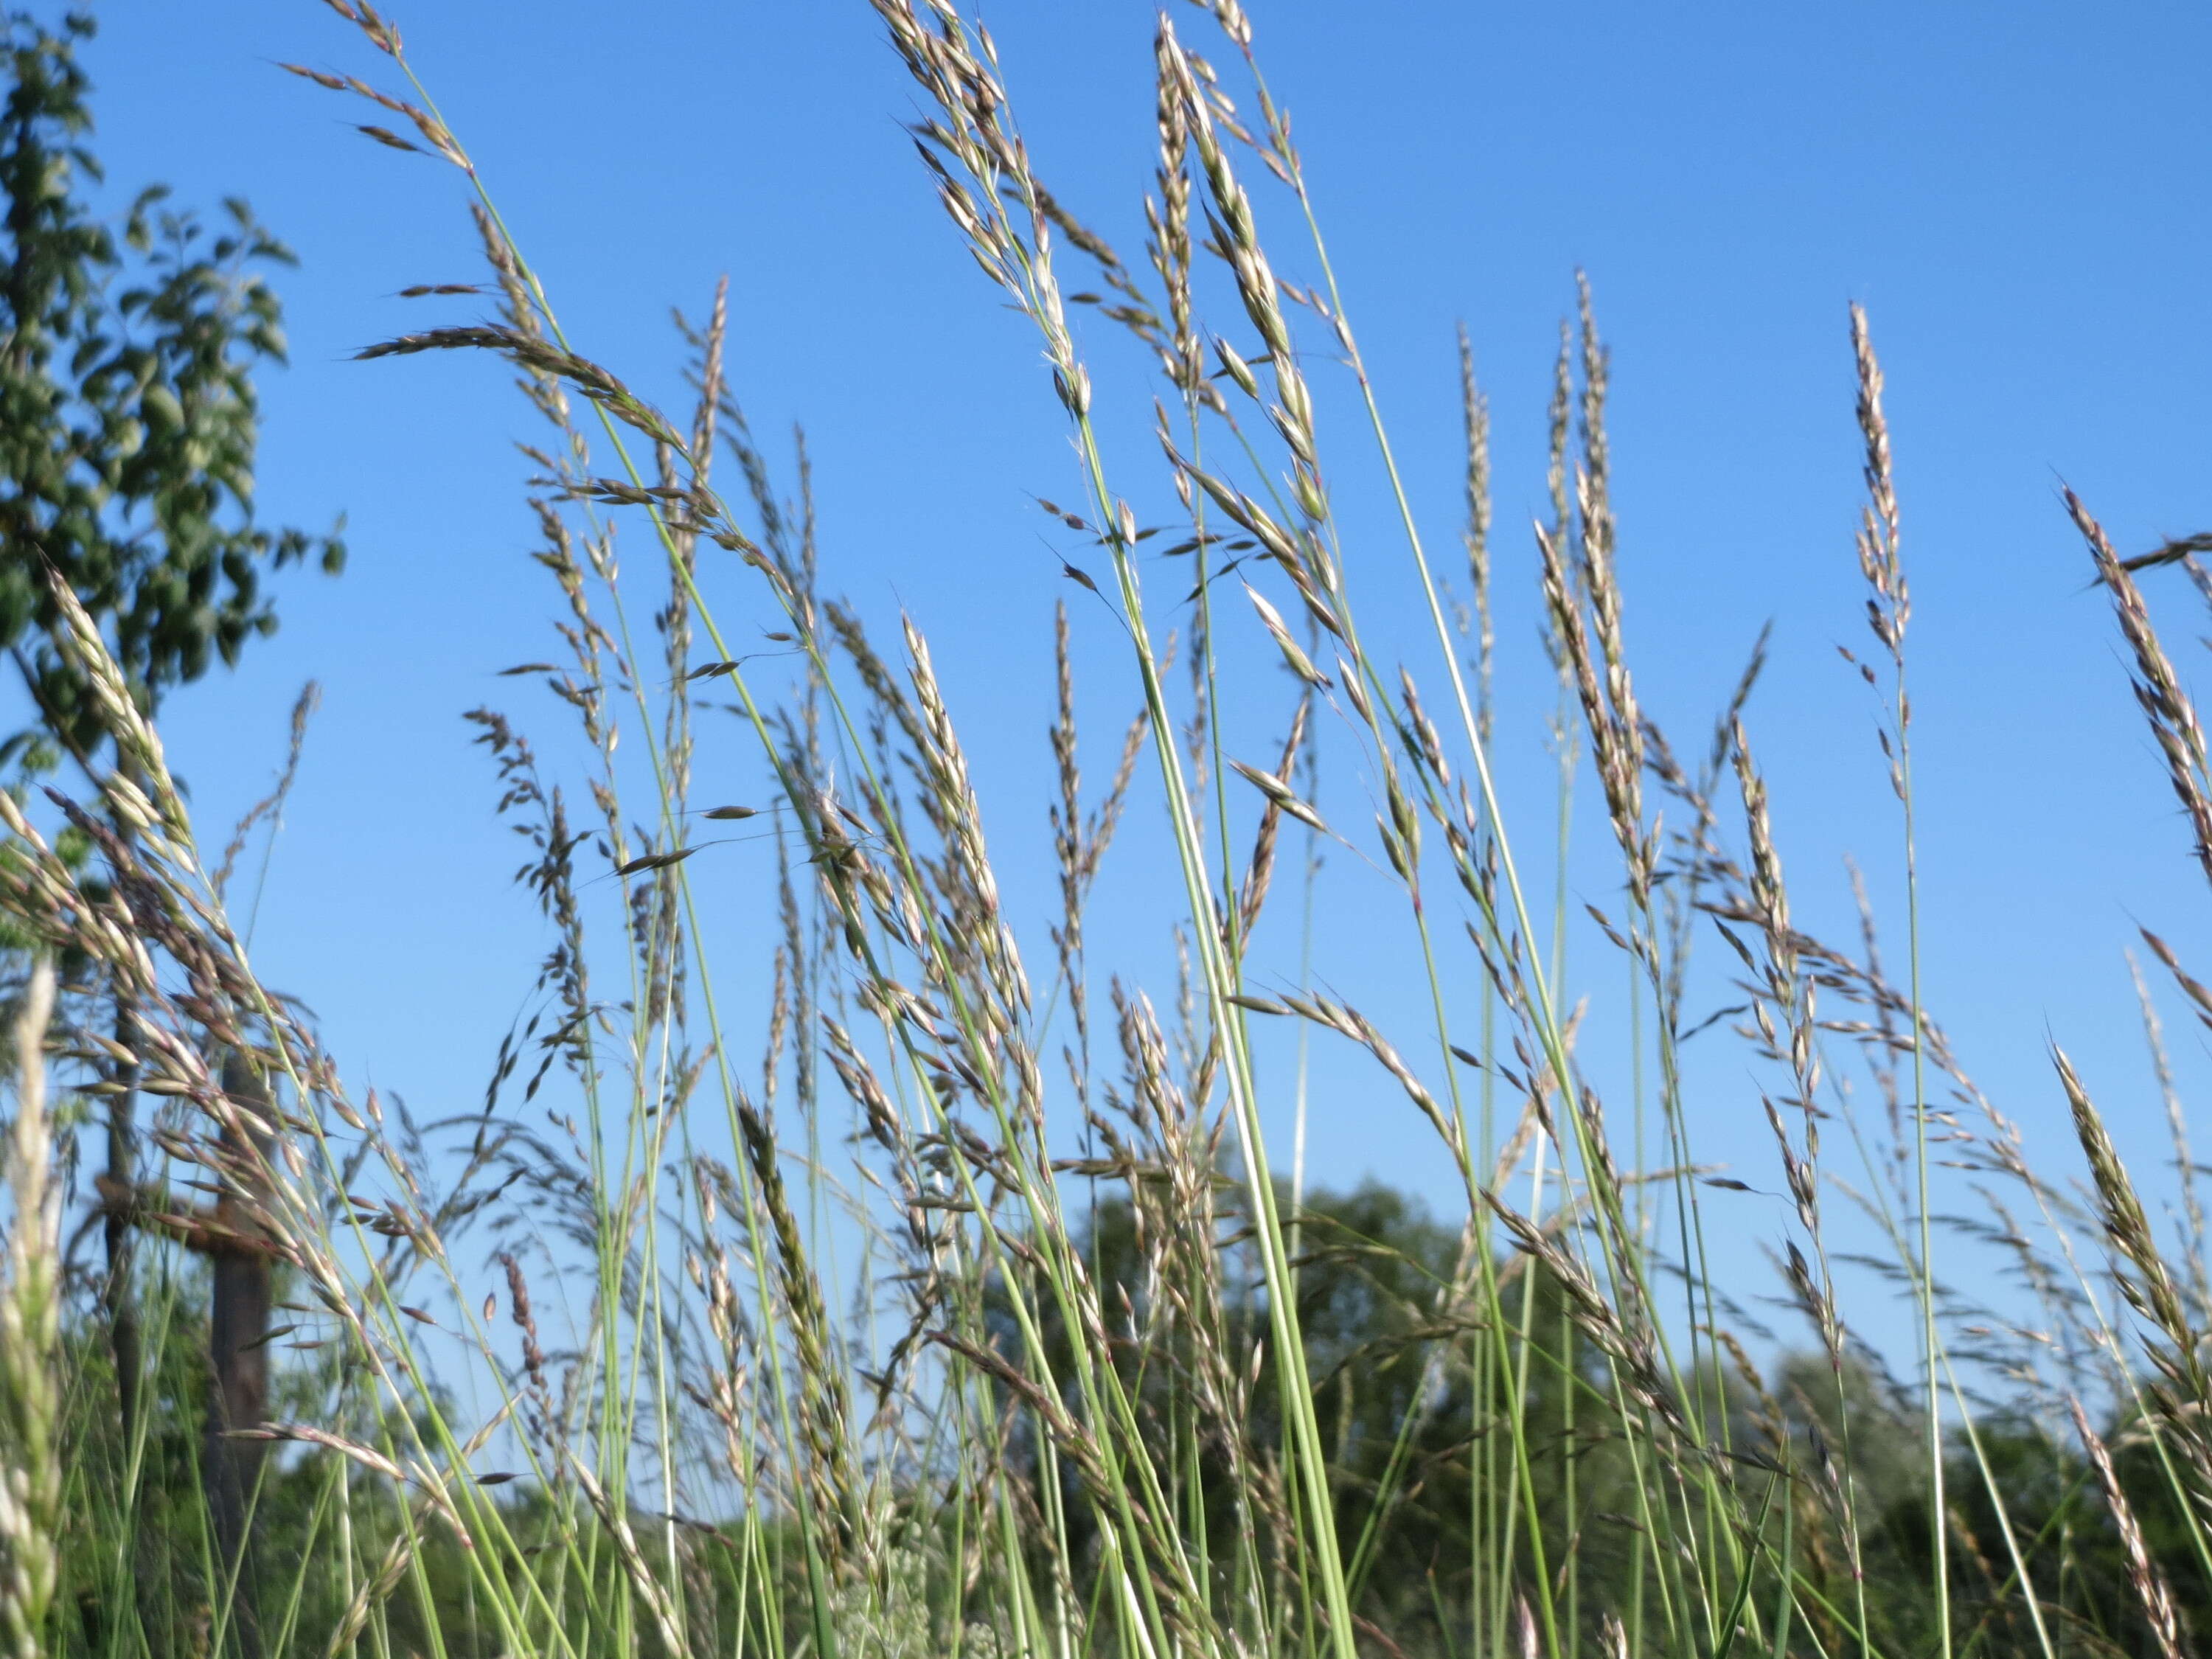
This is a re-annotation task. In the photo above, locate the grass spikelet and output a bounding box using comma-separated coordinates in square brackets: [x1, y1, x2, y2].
[0, 961, 58, 1659]
[2071, 1400, 2187, 1659]
[2069, 487, 2212, 891]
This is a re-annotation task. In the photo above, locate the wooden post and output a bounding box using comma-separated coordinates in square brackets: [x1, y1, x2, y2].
[102, 995, 141, 1442]
[204, 1049, 274, 1659]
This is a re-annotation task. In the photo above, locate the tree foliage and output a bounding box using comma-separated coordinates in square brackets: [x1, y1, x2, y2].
[0, 7, 341, 768]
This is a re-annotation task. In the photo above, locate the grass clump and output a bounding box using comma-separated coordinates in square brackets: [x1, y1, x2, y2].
[4, 4, 2212, 1659]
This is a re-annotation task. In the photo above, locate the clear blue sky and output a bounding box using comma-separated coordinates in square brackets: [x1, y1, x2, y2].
[52, 0, 2212, 1338]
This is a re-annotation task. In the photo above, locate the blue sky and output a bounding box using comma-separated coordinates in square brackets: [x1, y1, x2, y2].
[51, 0, 2212, 1348]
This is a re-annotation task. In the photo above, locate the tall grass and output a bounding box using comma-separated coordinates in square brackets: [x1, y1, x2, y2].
[3, 3, 2212, 1657]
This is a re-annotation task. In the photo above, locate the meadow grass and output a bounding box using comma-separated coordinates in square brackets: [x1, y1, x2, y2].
[2, 3, 2211, 1658]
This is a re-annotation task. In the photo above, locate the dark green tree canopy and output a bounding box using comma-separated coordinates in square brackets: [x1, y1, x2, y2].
[0, 7, 341, 768]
